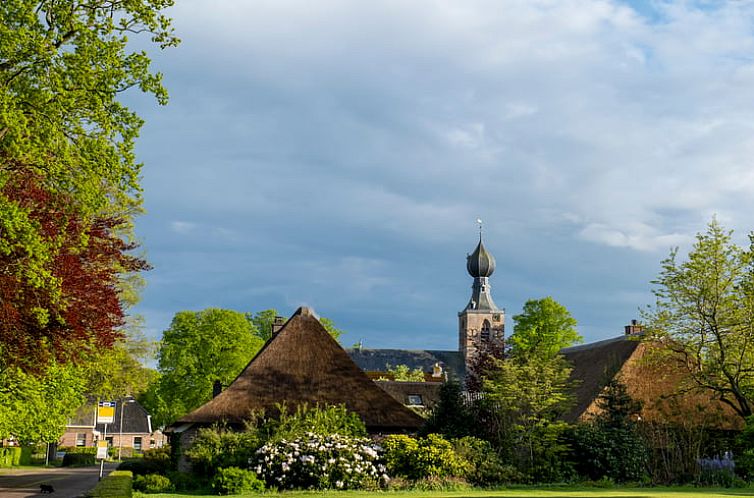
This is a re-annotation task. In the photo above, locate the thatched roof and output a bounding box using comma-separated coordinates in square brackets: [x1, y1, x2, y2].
[376, 381, 443, 410]
[561, 336, 641, 423]
[174, 307, 424, 432]
[562, 335, 741, 430]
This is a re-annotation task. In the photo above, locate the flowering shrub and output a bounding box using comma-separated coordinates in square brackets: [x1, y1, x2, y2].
[253, 432, 387, 490]
[698, 453, 736, 487]
[382, 433, 470, 480]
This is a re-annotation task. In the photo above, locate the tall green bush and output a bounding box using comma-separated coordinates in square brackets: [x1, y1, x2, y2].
[453, 436, 524, 485]
[421, 379, 473, 439]
[736, 415, 754, 479]
[262, 403, 367, 442]
[184, 426, 260, 478]
[569, 380, 648, 483]
[382, 434, 470, 480]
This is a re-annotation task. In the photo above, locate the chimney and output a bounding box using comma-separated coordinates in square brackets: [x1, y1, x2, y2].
[271, 316, 285, 336]
[624, 319, 644, 336]
[212, 380, 222, 398]
[432, 362, 443, 378]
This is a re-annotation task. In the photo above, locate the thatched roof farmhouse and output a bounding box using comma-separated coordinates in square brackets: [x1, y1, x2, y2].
[171, 306, 424, 433]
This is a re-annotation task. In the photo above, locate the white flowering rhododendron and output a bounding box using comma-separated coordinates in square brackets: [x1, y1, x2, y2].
[252, 432, 388, 489]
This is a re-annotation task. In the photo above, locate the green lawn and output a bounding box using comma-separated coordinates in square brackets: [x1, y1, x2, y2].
[135, 487, 754, 498]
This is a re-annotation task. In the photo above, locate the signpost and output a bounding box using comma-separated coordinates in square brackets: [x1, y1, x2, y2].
[96, 401, 115, 480]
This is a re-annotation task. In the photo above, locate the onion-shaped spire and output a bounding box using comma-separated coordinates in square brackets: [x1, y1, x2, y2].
[466, 236, 496, 278]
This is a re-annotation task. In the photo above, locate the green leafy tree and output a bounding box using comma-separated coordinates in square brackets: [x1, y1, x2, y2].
[0, 363, 85, 443]
[510, 297, 582, 359]
[421, 378, 472, 439]
[82, 331, 158, 400]
[646, 220, 754, 419]
[483, 355, 574, 480]
[145, 309, 264, 427]
[0, 1, 177, 353]
[386, 364, 425, 382]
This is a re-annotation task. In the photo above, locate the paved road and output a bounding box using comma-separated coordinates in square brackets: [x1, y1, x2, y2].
[0, 463, 117, 498]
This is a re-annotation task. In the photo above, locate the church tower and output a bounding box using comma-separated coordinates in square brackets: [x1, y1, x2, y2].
[459, 232, 504, 368]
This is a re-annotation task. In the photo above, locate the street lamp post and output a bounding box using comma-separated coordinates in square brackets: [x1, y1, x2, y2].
[118, 398, 135, 461]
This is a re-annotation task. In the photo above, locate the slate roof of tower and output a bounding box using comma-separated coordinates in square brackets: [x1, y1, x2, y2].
[173, 307, 424, 432]
[466, 237, 496, 278]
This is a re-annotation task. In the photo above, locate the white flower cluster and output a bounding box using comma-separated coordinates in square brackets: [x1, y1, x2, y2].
[253, 432, 388, 490]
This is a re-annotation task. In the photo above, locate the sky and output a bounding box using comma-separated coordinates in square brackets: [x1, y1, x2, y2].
[129, 0, 754, 350]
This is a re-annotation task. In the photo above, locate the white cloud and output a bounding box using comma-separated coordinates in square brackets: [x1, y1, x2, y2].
[170, 221, 196, 234]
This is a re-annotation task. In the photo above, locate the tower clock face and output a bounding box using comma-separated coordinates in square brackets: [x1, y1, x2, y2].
[493, 314, 501, 321]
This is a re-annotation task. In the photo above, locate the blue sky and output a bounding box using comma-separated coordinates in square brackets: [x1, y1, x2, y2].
[129, 0, 754, 350]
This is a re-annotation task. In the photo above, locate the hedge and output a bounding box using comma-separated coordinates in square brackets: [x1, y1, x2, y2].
[86, 470, 133, 498]
[0, 447, 21, 468]
[59, 446, 98, 455]
[62, 452, 96, 467]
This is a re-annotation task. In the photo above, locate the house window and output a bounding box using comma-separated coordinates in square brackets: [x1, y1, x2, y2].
[76, 433, 86, 447]
[407, 395, 423, 406]
[133, 437, 142, 451]
[105, 437, 113, 447]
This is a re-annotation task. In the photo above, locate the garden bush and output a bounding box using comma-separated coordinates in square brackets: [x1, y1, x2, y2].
[184, 425, 261, 478]
[382, 433, 470, 480]
[452, 436, 523, 485]
[570, 422, 648, 482]
[168, 471, 209, 492]
[261, 403, 367, 442]
[59, 446, 97, 455]
[212, 466, 265, 495]
[736, 415, 754, 480]
[62, 452, 95, 467]
[569, 380, 649, 483]
[253, 432, 386, 490]
[143, 446, 171, 464]
[85, 470, 132, 498]
[133, 473, 174, 493]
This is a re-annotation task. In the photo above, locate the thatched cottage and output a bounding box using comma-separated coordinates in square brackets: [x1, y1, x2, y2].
[168, 306, 424, 461]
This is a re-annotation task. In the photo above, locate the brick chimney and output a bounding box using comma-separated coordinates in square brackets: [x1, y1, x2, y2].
[271, 316, 285, 336]
[432, 362, 443, 378]
[624, 319, 644, 336]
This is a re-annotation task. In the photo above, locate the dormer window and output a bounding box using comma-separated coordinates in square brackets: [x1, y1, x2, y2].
[407, 394, 423, 406]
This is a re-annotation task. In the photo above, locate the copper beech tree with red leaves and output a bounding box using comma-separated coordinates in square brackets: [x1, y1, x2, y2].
[0, 174, 149, 372]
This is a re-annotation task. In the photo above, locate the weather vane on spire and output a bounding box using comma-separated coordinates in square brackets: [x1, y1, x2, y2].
[477, 218, 483, 237]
